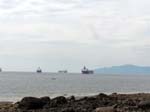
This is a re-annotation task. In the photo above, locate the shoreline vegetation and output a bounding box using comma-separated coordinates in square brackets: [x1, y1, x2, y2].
[1, 93, 150, 112]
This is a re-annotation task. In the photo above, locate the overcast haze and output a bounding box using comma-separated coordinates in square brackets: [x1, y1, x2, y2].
[0, 0, 150, 72]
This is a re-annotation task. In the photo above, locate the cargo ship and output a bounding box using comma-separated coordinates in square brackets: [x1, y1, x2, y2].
[81, 66, 94, 74]
[36, 67, 42, 73]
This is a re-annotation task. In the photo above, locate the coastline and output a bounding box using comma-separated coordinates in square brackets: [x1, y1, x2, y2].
[1, 93, 150, 112]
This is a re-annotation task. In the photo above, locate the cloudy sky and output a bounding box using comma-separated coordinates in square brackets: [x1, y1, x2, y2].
[0, 0, 150, 72]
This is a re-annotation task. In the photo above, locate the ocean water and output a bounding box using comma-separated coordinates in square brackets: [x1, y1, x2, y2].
[0, 72, 150, 101]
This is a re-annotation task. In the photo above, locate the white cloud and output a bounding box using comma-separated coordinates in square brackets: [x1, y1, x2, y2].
[0, 0, 150, 71]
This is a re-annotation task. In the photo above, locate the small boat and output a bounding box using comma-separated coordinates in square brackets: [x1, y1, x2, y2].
[58, 70, 68, 73]
[36, 67, 42, 73]
[81, 66, 94, 74]
[0, 68, 2, 72]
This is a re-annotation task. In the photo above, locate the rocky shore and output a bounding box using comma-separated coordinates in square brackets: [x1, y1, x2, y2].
[1, 93, 150, 112]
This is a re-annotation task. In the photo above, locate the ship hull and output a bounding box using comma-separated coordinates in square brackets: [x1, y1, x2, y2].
[37, 70, 42, 73]
[82, 70, 94, 74]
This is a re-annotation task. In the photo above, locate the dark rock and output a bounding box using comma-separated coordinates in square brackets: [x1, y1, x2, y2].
[124, 99, 136, 106]
[111, 93, 117, 96]
[50, 96, 67, 107]
[40, 96, 51, 109]
[98, 93, 109, 98]
[18, 96, 50, 110]
[4, 93, 150, 112]
[138, 100, 150, 109]
[69, 96, 75, 101]
[40, 96, 51, 105]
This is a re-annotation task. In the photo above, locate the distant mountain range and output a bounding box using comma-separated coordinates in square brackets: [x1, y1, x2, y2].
[94, 64, 150, 75]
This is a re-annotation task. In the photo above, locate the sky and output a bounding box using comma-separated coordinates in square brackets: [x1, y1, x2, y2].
[0, 0, 150, 72]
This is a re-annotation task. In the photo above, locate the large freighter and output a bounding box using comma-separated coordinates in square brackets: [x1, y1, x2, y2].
[36, 67, 42, 73]
[81, 66, 94, 74]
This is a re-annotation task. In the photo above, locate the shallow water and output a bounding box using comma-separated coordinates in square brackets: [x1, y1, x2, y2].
[0, 72, 150, 101]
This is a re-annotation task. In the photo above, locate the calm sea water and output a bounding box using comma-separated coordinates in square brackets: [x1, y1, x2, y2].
[0, 72, 150, 101]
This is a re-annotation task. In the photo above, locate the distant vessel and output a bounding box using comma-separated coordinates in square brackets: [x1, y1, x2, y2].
[0, 68, 2, 72]
[36, 67, 42, 73]
[81, 66, 94, 74]
[58, 70, 68, 73]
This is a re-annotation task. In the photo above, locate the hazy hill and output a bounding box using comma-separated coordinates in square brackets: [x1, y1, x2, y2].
[94, 64, 150, 75]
